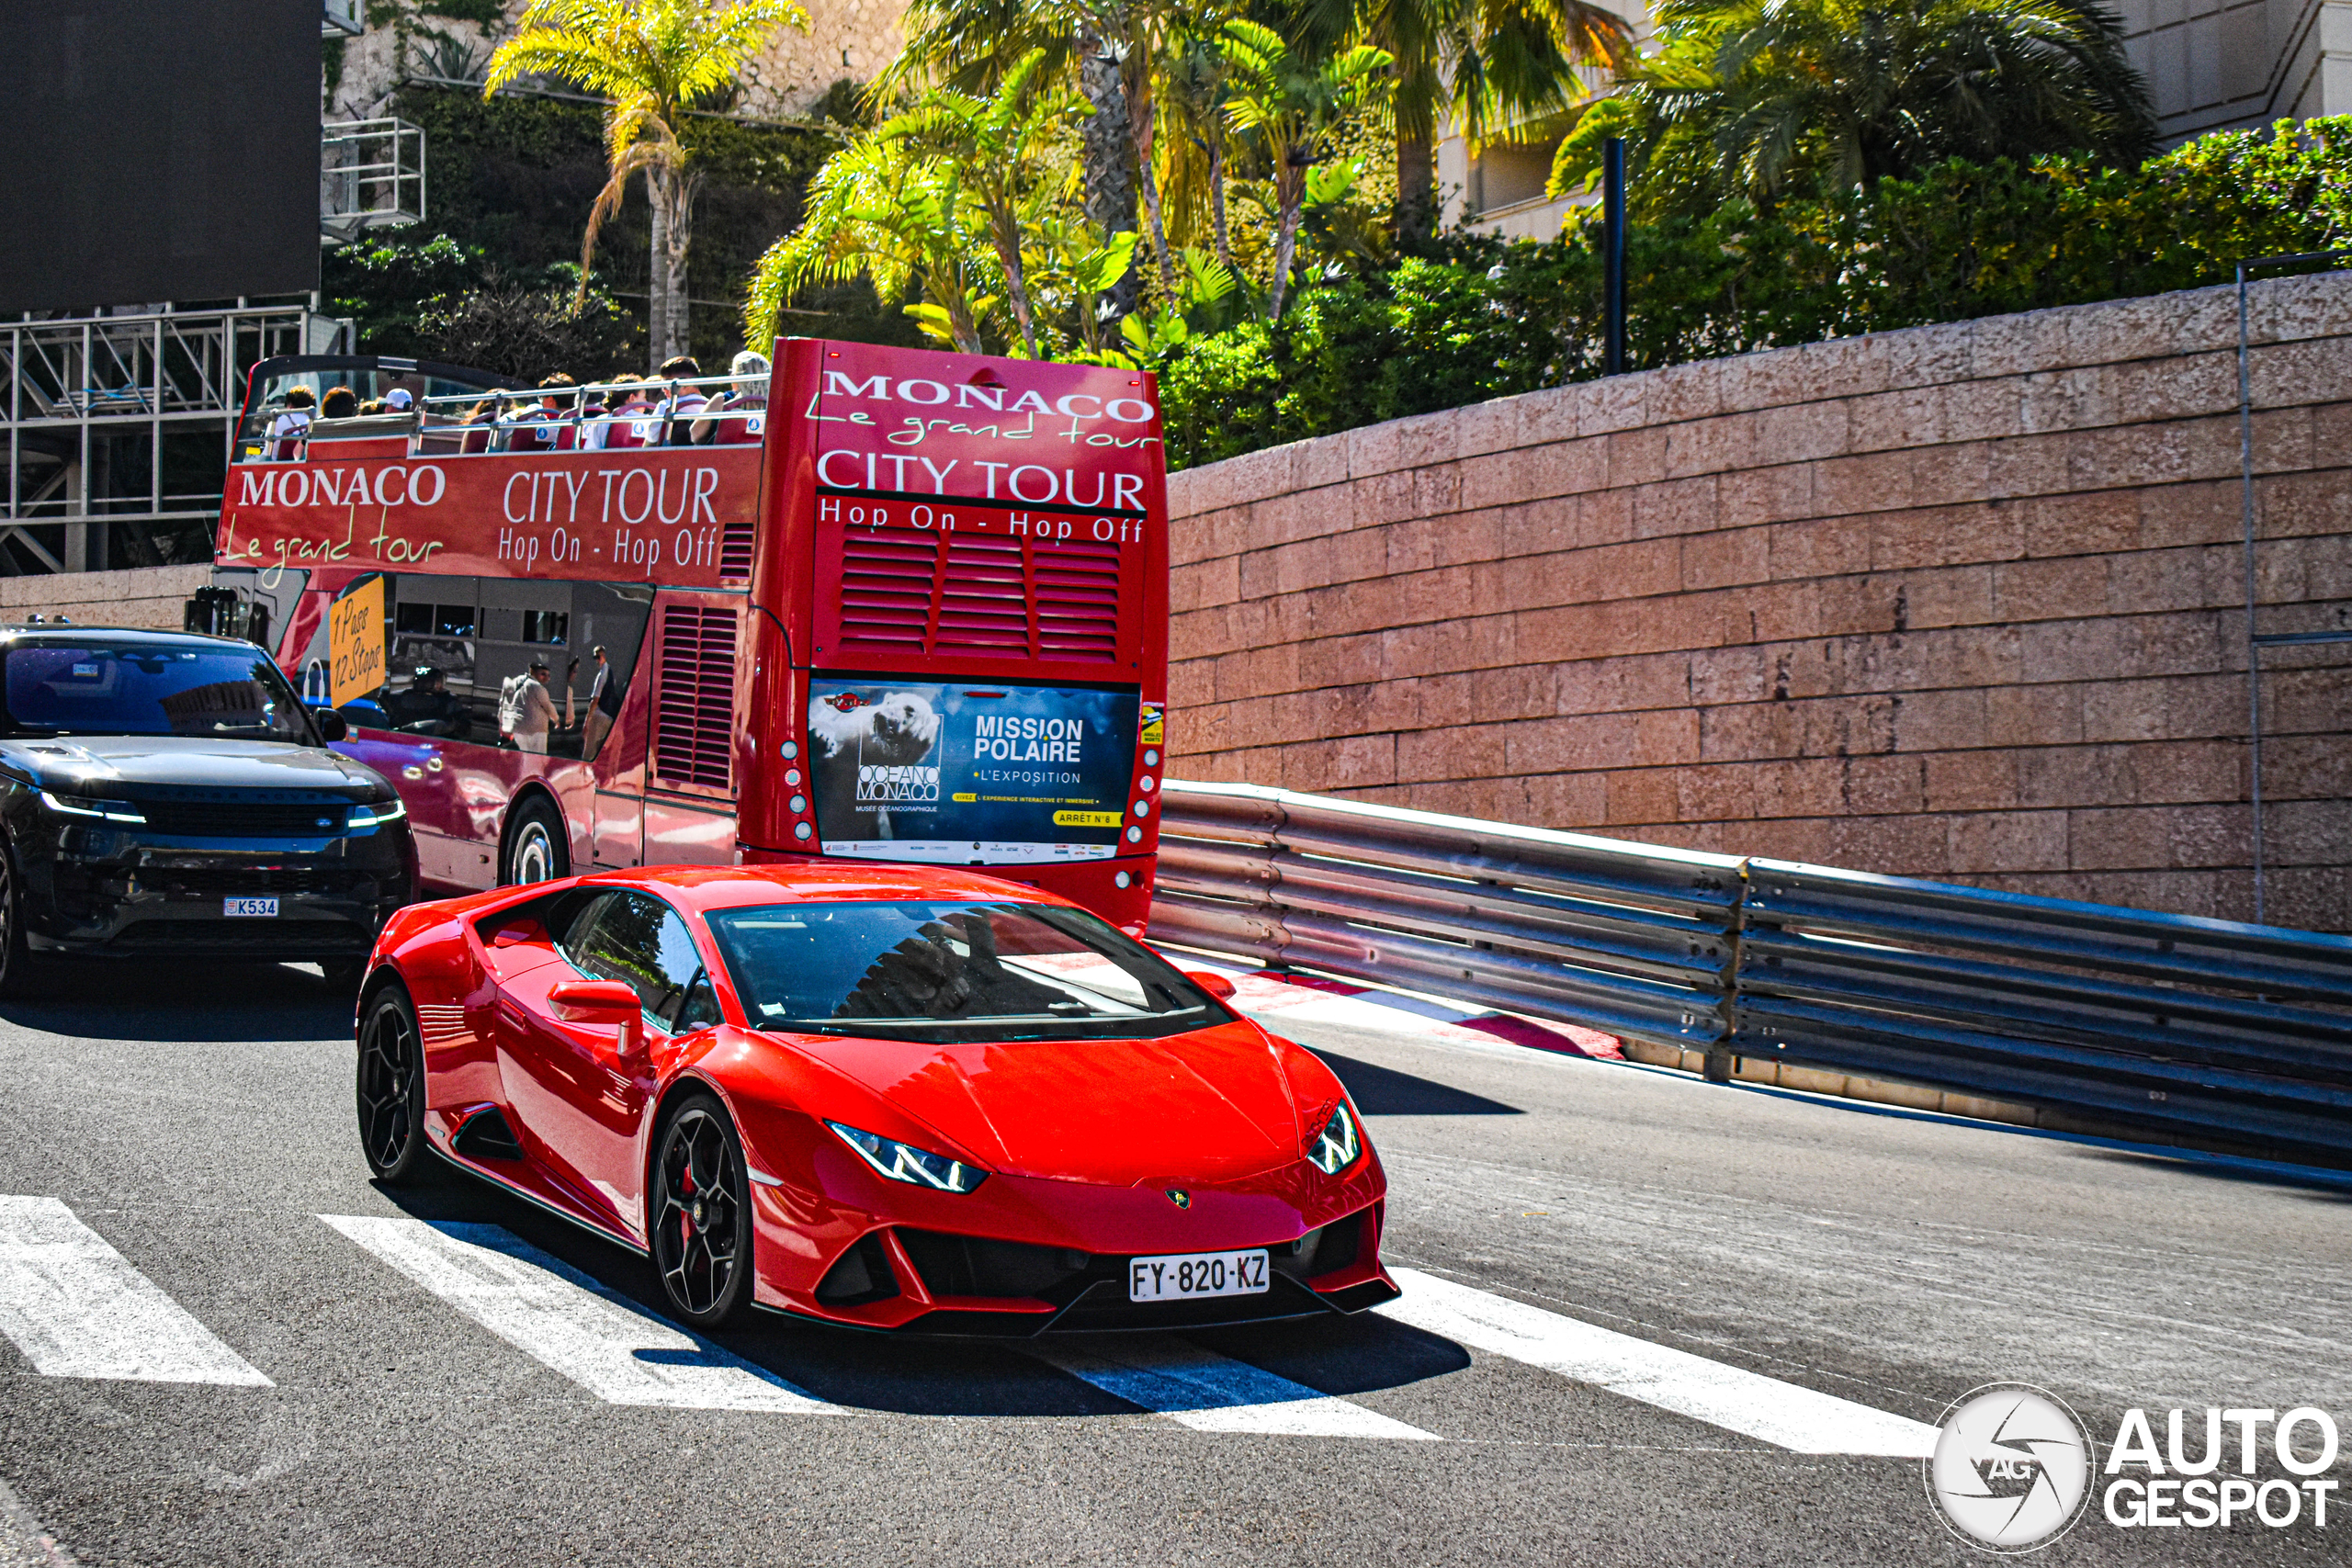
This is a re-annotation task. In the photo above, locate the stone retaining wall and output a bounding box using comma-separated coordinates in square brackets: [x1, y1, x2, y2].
[1162, 273, 2352, 929]
[0, 566, 207, 633]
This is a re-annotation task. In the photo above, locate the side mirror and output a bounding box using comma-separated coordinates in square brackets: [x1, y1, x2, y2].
[548, 977, 643, 1063]
[1183, 969, 1238, 1000]
[314, 708, 348, 741]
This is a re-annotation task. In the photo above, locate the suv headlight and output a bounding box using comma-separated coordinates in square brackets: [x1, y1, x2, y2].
[826, 1121, 987, 1193]
[1306, 1102, 1361, 1174]
[347, 798, 406, 829]
[39, 791, 145, 825]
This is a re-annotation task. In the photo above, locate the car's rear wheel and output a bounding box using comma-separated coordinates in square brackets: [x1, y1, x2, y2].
[356, 982, 429, 1183]
[650, 1093, 753, 1327]
[501, 797, 568, 886]
[0, 834, 40, 1000]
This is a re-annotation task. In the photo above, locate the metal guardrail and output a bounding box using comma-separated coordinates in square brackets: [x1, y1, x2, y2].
[1148, 780, 2352, 1163]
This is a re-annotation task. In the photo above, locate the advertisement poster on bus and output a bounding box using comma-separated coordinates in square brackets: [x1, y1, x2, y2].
[808, 679, 1139, 863]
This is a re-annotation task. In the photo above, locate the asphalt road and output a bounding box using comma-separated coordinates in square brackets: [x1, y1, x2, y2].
[0, 961, 2346, 1567]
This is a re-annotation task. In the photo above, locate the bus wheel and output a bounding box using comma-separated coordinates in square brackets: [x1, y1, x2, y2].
[503, 798, 570, 886]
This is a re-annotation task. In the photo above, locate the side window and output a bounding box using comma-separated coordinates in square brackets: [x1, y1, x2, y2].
[563, 891, 717, 1033]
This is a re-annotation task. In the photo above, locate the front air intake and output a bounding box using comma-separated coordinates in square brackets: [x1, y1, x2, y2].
[822, 516, 1128, 664]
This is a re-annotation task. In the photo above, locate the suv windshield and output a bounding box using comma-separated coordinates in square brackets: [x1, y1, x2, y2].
[2, 642, 314, 742]
[705, 900, 1228, 1042]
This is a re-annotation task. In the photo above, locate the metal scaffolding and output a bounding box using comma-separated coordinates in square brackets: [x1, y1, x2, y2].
[0, 304, 332, 575]
[322, 118, 427, 245]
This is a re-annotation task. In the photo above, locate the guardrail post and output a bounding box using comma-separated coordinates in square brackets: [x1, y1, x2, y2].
[1705, 860, 1752, 1084]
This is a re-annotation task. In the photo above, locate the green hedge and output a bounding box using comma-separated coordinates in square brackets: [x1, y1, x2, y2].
[1156, 118, 2352, 469]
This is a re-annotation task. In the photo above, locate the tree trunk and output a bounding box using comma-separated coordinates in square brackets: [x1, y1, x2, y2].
[647, 164, 695, 367]
[1208, 136, 1232, 271]
[1123, 63, 1174, 298]
[1077, 21, 1140, 321]
[1396, 126, 1437, 247]
[1268, 166, 1304, 321]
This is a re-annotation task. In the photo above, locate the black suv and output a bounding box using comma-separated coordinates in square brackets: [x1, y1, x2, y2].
[0, 626, 414, 992]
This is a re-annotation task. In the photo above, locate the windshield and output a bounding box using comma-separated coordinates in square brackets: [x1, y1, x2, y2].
[2, 642, 315, 742]
[705, 900, 1228, 1042]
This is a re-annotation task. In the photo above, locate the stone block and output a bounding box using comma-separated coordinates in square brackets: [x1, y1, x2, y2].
[1720, 462, 1816, 529]
[1990, 556, 2111, 622]
[1846, 385, 1948, 453]
[1755, 398, 1851, 463]
[1983, 682, 2084, 747]
[1894, 686, 1991, 751]
[1602, 767, 1679, 826]
[1946, 808, 2066, 873]
[1679, 526, 1770, 592]
[1923, 749, 2020, 812]
[2020, 490, 2139, 558]
[1664, 411, 1757, 479]
[2018, 365, 2109, 434]
[1812, 450, 1917, 518]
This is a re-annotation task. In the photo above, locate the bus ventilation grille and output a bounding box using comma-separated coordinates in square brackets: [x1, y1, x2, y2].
[834, 531, 1120, 661]
[718, 518, 755, 581]
[653, 604, 737, 793]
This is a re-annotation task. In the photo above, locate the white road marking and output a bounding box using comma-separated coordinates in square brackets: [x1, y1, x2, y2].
[1379, 1267, 1939, 1456]
[321, 1215, 842, 1415]
[0, 1196, 271, 1386]
[1033, 1335, 1440, 1440]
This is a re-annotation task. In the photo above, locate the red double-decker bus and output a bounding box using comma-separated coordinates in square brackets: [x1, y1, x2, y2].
[208, 341, 1170, 931]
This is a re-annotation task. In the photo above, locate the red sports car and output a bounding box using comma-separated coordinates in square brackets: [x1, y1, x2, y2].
[351, 863, 1398, 1331]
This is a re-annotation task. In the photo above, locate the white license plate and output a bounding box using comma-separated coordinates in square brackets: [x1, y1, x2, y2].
[1127, 1248, 1269, 1303]
[222, 897, 278, 918]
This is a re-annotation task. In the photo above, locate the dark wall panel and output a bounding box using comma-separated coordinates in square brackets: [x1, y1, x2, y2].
[0, 0, 318, 312]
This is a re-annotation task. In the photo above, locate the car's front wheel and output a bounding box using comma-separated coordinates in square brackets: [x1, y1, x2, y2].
[0, 834, 40, 1000]
[356, 982, 429, 1183]
[650, 1093, 754, 1327]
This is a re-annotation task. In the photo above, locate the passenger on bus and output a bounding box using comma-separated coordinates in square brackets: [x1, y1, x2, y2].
[692, 350, 769, 445]
[267, 386, 314, 458]
[358, 399, 388, 416]
[654, 355, 707, 445]
[603, 376, 657, 450]
[385, 388, 415, 412]
[459, 392, 506, 456]
[320, 386, 359, 421]
[539, 373, 581, 450]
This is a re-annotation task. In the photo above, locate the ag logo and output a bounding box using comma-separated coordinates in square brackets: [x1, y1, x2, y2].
[1926, 1383, 2094, 1552]
[1164, 1189, 1191, 1210]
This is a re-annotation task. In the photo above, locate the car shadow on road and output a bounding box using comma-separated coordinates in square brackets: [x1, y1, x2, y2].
[1310, 1049, 1522, 1116]
[0, 960, 352, 1042]
[372, 1162, 1479, 1419]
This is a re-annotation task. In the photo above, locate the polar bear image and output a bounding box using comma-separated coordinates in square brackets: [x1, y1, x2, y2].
[809, 689, 944, 838]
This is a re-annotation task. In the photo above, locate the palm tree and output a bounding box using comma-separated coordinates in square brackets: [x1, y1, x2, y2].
[1555, 0, 2156, 210]
[873, 51, 1074, 356]
[1292, 0, 1631, 243]
[745, 133, 1001, 354]
[485, 0, 808, 367]
[1218, 19, 1393, 319]
[885, 0, 1162, 311]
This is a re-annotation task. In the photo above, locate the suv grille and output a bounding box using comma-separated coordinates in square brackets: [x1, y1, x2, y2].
[132, 800, 349, 836]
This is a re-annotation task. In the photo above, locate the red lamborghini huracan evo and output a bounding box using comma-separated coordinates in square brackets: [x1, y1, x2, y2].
[352, 863, 1398, 1332]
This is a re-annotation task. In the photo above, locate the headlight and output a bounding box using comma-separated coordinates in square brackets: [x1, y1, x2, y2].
[1306, 1102, 1361, 1174]
[38, 791, 145, 824]
[347, 798, 406, 829]
[826, 1121, 987, 1193]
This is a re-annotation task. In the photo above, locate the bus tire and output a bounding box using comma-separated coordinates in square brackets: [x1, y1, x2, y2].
[502, 797, 570, 886]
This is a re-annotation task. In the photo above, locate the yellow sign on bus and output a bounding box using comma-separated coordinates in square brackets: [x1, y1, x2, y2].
[327, 576, 386, 709]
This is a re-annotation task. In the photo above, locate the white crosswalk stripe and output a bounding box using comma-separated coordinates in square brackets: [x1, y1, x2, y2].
[321, 1215, 844, 1415]
[0, 1196, 270, 1386]
[1378, 1266, 1939, 1456]
[1032, 1335, 1441, 1439]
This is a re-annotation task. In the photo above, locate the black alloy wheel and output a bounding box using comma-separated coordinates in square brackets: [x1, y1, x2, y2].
[651, 1094, 754, 1327]
[0, 835, 37, 1000]
[502, 796, 569, 886]
[356, 983, 429, 1182]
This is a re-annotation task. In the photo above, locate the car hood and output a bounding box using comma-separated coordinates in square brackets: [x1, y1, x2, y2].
[0, 735, 385, 795]
[786, 1021, 1307, 1186]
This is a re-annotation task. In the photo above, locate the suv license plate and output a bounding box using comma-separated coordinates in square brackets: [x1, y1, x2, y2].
[1127, 1248, 1269, 1302]
[223, 897, 279, 918]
